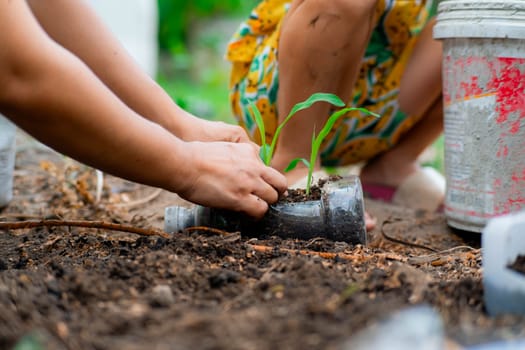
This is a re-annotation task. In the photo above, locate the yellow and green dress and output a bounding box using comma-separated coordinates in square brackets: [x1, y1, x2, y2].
[227, 0, 436, 167]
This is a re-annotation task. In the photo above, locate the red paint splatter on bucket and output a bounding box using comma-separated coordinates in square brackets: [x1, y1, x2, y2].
[487, 58, 525, 126]
[444, 57, 525, 129]
[496, 144, 509, 158]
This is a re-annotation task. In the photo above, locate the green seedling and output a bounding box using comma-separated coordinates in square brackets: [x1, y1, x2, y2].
[248, 93, 346, 166]
[285, 105, 379, 195]
[248, 92, 379, 195]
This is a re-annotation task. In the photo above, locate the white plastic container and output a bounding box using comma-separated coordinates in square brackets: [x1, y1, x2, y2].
[342, 306, 444, 350]
[482, 210, 525, 317]
[434, 1, 525, 232]
[87, 0, 158, 77]
[0, 115, 17, 207]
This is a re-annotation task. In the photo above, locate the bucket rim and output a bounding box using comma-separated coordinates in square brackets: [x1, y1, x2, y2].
[438, 0, 525, 12]
[434, 0, 525, 40]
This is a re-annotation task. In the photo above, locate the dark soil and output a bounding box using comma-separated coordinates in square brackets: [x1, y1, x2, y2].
[508, 255, 525, 275]
[278, 185, 322, 203]
[278, 175, 339, 203]
[1, 133, 525, 350]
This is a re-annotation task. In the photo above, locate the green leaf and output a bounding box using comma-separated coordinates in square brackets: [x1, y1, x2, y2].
[316, 107, 379, 151]
[268, 93, 347, 167]
[259, 144, 271, 164]
[305, 107, 379, 195]
[248, 101, 270, 165]
[288, 93, 346, 117]
[284, 158, 310, 173]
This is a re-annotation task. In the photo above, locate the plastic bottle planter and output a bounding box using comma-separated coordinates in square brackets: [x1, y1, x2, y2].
[482, 210, 525, 317]
[0, 115, 16, 208]
[165, 176, 367, 245]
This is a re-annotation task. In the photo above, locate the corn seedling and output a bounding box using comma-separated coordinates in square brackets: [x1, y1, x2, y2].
[248, 93, 346, 166]
[248, 92, 379, 195]
[284, 105, 379, 195]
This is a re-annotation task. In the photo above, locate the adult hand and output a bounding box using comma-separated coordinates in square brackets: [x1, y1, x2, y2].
[174, 110, 253, 144]
[176, 141, 287, 219]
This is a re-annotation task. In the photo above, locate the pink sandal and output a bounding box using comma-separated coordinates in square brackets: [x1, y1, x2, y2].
[362, 167, 445, 212]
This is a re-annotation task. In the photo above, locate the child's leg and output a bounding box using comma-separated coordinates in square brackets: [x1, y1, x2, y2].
[359, 18, 443, 188]
[272, 0, 379, 184]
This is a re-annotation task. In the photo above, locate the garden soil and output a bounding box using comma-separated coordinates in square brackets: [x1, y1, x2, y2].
[1, 133, 525, 350]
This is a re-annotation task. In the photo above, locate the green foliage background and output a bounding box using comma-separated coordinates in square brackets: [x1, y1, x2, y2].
[157, 0, 258, 55]
[156, 0, 258, 122]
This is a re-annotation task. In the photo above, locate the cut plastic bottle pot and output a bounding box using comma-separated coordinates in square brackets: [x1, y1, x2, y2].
[165, 176, 367, 245]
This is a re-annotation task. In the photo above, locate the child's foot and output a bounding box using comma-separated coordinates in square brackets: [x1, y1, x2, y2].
[365, 211, 377, 231]
[360, 165, 445, 212]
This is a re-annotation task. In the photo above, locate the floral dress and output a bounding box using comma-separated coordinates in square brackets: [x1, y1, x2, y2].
[227, 0, 436, 166]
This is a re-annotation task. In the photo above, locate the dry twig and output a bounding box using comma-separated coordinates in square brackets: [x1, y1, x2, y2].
[381, 217, 438, 252]
[245, 243, 406, 263]
[407, 247, 479, 265]
[183, 226, 235, 236]
[247, 243, 359, 260]
[0, 219, 170, 238]
[183, 225, 406, 262]
[380, 217, 479, 264]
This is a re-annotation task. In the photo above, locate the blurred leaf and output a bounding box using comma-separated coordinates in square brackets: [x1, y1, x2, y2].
[13, 334, 43, 350]
[284, 158, 310, 173]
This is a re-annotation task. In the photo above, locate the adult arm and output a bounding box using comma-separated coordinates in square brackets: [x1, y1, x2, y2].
[0, 1, 286, 218]
[26, 0, 249, 144]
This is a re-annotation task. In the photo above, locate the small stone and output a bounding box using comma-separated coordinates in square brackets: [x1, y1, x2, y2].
[149, 285, 174, 307]
[128, 303, 149, 318]
[56, 322, 69, 339]
[208, 270, 240, 289]
[0, 258, 8, 271]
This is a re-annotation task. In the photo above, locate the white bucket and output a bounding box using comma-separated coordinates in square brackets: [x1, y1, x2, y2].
[434, 1, 525, 232]
[0, 115, 16, 208]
